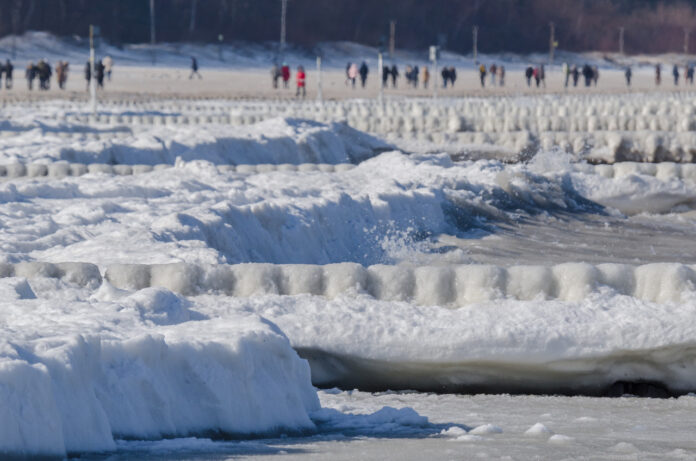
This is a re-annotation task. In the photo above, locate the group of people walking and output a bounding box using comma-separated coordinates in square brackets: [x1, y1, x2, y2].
[84, 56, 113, 91]
[345, 62, 369, 88]
[270, 63, 306, 98]
[477, 63, 505, 87]
[25, 60, 55, 90]
[560, 63, 600, 88]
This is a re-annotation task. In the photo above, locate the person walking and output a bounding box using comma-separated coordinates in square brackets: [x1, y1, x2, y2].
[489, 63, 497, 86]
[533, 66, 540, 87]
[498, 65, 505, 87]
[382, 65, 390, 88]
[625, 66, 632, 87]
[572, 65, 580, 87]
[103, 56, 113, 81]
[413, 65, 419, 88]
[390, 64, 398, 88]
[540, 64, 546, 88]
[655, 64, 662, 86]
[563, 62, 570, 87]
[688, 65, 694, 84]
[441, 67, 449, 88]
[359, 61, 369, 88]
[348, 62, 358, 88]
[582, 64, 593, 87]
[422, 66, 430, 89]
[673, 64, 679, 85]
[281, 63, 290, 88]
[95, 59, 105, 89]
[592, 66, 599, 86]
[479, 63, 487, 88]
[26, 62, 36, 90]
[3, 59, 12, 89]
[449, 66, 457, 87]
[271, 64, 280, 89]
[295, 65, 306, 98]
[189, 56, 202, 79]
[525, 66, 533, 87]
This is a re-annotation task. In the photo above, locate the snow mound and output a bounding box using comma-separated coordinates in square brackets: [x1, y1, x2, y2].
[0, 294, 319, 458]
[524, 423, 553, 436]
[469, 424, 503, 435]
[0, 117, 391, 166]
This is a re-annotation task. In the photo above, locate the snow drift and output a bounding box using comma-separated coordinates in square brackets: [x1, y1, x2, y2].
[0, 286, 319, 458]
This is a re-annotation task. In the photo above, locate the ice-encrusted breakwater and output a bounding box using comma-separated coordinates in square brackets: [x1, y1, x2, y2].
[4, 261, 696, 305]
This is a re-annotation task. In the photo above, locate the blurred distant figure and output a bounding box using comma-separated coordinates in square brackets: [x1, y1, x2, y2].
[572, 65, 580, 86]
[348, 62, 358, 88]
[582, 64, 593, 87]
[189, 56, 201, 79]
[655, 64, 662, 86]
[478, 63, 486, 87]
[540, 64, 546, 87]
[390, 64, 398, 88]
[449, 67, 457, 87]
[441, 67, 450, 88]
[103, 56, 113, 81]
[26, 62, 36, 90]
[525, 66, 533, 87]
[412, 65, 419, 88]
[37, 59, 52, 90]
[359, 61, 369, 88]
[673, 64, 679, 85]
[281, 63, 290, 88]
[95, 59, 105, 88]
[56, 61, 69, 89]
[687, 65, 694, 84]
[422, 66, 430, 89]
[498, 65, 505, 87]
[382, 65, 390, 87]
[625, 66, 632, 87]
[295, 65, 306, 98]
[271, 64, 280, 89]
[563, 62, 570, 87]
[489, 63, 497, 86]
[533, 66, 540, 87]
[592, 66, 599, 86]
[84, 61, 91, 91]
[4, 60, 12, 89]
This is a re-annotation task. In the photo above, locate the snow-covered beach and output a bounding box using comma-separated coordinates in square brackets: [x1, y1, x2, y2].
[3, 32, 696, 459]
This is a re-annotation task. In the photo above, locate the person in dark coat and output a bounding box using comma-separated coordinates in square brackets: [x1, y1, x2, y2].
[189, 56, 201, 79]
[95, 59, 105, 88]
[572, 65, 580, 87]
[525, 66, 533, 87]
[390, 64, 398, 88]
[582, 64, 593, 87]
[26, 62, 36, 90]
[84, 61, 91, 91]
[441, 67, 449, 88]
[449, 66, 457, 87]
[382, 65, 390, 87]
[673, 64, 680, 85]
[359, 61, 369, 88]
[625, 66, 632, 87]
[4, 60, 13, 89]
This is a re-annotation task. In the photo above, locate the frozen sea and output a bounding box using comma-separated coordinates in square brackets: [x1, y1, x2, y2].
[2, 85, 696, 459]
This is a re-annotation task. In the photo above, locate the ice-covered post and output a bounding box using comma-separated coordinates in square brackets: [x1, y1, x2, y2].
[472, 26, 478, 64]
[549, 22, 556, 64]
[430, 45, 438, 100]
[316, 56, 323, 103]
[218, 34, 224, 61]
[684, 28, 691, 55]
[619, 27, 625, 55]
[89, 25, 97, 115]
[378, 52, 384, 103]
[149, 0, 156, 64]
[279, 0, 287, 60]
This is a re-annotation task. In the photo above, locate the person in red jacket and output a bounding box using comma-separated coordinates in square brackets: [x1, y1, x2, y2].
[281, 63, 290, 88]
[296, 65, 306, 98]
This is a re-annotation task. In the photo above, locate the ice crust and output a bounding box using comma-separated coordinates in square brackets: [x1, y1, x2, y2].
[0, 286, 319, 457]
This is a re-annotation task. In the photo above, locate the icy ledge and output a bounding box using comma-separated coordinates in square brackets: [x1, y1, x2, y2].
[0, 288, 319, 458]
[3, 261, 696, 305]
